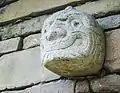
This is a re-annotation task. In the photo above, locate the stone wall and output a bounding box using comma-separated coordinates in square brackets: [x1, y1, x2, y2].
[0, 0, 120, 93]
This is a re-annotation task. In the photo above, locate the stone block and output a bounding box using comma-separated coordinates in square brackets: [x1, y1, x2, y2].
[39, 80, 75, 93]
[97, 14, 120, 30]
[91, 74, 120, 93]
[75, 0, 120, 18]
[1, 0, 120, 23]
[75, 80, 89, 93]
[0, 0, 89, 23]
[1, 15, 48, 40]
[23, 33, 41, 49]
[104, 29, 120, 73]
[3, 6, 120, 41]
[0, 37, 22, 54]
[0, 47, 60, 90]
[1, 80, 75, 93]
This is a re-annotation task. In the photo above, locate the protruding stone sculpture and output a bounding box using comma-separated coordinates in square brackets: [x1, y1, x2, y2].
[41, 6, 105, 77]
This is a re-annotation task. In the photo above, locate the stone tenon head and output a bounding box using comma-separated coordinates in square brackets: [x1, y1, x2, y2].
[41, 6, 105, 77]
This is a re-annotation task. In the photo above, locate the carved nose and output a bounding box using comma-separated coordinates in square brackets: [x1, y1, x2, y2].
[46, 28, 67, 41]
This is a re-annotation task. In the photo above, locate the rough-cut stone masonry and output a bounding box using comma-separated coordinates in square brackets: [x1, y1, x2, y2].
[1, 0, 120, 93]
[0, 47, 59, 91]
[0, 0, 120, 25]
[0, 15, 48, 40]
[75, 0, 120, 18]
[97, 14, 120, 30]
[0, 37, 22, 54]
[76, 80, 89, 93]
[91, 74, 120, 93]
[1, 13, 120, 41]
[23, 33, 41, 49]
[0, 0, 92, 23]
[1, 80, 75, 93]
[104, 29, 120, 73]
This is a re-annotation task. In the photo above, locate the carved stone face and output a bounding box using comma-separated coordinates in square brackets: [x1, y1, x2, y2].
[41, 6, 105, 77]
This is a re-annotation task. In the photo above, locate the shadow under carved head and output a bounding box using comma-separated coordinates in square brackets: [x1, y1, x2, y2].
[41, 6, 105, 77]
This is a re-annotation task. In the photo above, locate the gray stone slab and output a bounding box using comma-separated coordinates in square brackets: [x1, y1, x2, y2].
[0, 37, 22, 54]
[104, 29, 120, 73]
[97, 14, 120, 30]
[1, 80, 75, 93]
[1, 15, 48, 40]
[91, 74, 120, 93]
[0, 46, 60, 90]
[23, 33, 41, 49]
[75, 80, 89, 93]
[39, 80, 75, 93]
[0, 0, 90, 23]
[75, 0, 120, 18]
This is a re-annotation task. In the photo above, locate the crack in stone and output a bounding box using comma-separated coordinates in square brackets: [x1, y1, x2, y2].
[104, 25, 120, 32]
[0, 78, 61, 92]
[87, 79, 94, 93]
[73, 80, 77, 93]
[94, 10, 120, 19]
[0, 82, 41, 92]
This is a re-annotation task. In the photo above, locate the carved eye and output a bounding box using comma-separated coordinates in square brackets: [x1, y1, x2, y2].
[71, 20, 83, 28]
[44, 29, 47, 33]
[57, 18, 68, 21]
[42, 29, 47, 34]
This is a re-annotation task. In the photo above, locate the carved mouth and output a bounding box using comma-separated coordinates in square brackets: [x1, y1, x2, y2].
[42, 31, 84, 52]
[41, 31, 92, 63]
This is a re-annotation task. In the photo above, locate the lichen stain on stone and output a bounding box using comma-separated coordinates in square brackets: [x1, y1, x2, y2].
[45, 54, 103, 77]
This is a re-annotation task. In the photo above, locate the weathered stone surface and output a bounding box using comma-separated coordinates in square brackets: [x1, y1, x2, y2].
[104, 29, 120, 73]
[23, 33, 41, 49]
[41, 6, 105, 77]
[0, 0, 90, 23]
[1, 80, 75, 93]
[0, 47, 59, 90]
[39, 80, 75, 93]
[75, 0, 120, 18]
[0, 37, 22, 54]
[97, 14, 120, 30]
[76, 80, 89, 93]
[1, 15, 48, 40]
[91, 74, 120, 93]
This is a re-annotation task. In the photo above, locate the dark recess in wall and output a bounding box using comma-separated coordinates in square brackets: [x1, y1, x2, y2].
[0, 0, 19, 8]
